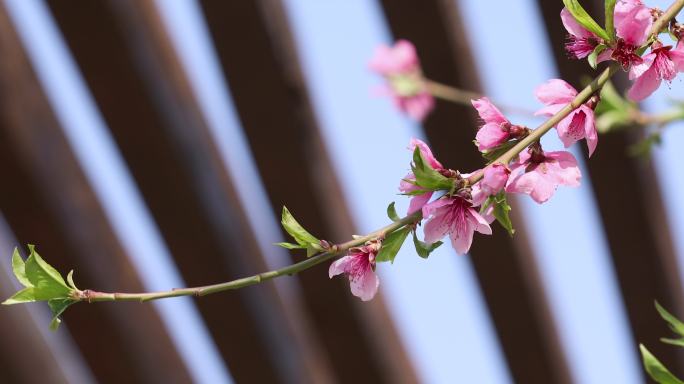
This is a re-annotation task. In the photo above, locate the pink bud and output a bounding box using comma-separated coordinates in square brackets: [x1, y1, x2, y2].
[481, 164, 510, 196]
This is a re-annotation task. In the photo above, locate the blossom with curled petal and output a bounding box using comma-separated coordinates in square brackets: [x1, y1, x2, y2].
[534, 79, 598, 157]
[506, 148, 581, 204]
[369, 40, 434, 121]
[399, 138, 444, 214]
[471, 97, 513, 151]
[422, 195, 492, 255]
[561, 8, 601, 59]
[329, 241, 380, 301]
[598, 0, 654, 68]
[627, 41, 684, 101]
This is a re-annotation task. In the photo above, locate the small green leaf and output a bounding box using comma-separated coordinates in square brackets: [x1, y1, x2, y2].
[274, 242, 303, 250]
[306, 244, 324, 258]
[482, 140, 519, 163]
[412, 231, 442, 259]
[655, 301, 684, 347]
[11, 247, 31, 288]
[25, 245, 71, 300]
[482, 193, 515, 236]
[2, 287, 36, 305]
[66, 270, 78, 290]
[605, 0, 617, 41]
[375, 227, 410, 263]
[563, 0, 610, 40]
[48, 299, 75, 331]
[280, 207, 320, 257]
[588, 44, 607, 69]
[387, 202, 400, 222]
[640, 345, 684, 384]
[411, 148, 454, 191]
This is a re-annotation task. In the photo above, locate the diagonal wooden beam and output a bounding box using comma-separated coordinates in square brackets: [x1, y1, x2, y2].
[0, 4, 192, 383]
[197, 0, 419, 382]
[378, 1, 573, 383]
[536, 0, 684, 378]
[45, 0, 334, 382]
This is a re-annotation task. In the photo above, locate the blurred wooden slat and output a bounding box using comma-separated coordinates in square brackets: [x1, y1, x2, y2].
[198, 0, 419, 383]
[0, 5, 193, 384]
[378, 1, 573, 383]
[536, 0, 684, 378]
[45, 0, 334, 382]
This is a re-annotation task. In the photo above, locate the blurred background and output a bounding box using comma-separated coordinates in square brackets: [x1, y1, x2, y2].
[0, 0, 683, 383]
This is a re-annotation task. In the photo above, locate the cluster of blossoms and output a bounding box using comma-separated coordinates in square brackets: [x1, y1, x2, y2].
[328, 0, 684, 301]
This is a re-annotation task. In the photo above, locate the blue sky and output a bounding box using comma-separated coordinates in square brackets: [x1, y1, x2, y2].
[5, 0, 684, 383]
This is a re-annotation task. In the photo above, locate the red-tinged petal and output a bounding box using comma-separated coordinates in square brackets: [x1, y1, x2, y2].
[535, 79, 578, 105]
[471, 97, 507, 125]
[581, 107, 598, 157]
[628, 65, 662, 101]
[556, 109, 587, 148]
[561, 7, 594, 38]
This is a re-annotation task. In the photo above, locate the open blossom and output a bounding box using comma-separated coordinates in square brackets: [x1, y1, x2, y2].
[627, 41, 684, 101]
[481, 164, 510, 196]
[422, 195, 492, 255]
[506, 148, 581, 204]
[600, 0, 653, 68]
[329, 241, 380, 301]
[471, 97, 512, 151]
[561, 8, 601, 59]
[534, 79, 598, 157]
[369, 40, 434, 121]
[399, 138, 443, 214]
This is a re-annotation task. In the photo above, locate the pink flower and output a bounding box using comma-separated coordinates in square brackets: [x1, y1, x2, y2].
[561, 8, 601, 59]
[472, 97, 511, 151]
[506, 148, 581, 204]
[422, 196, 492, 255]
[369, 40, 434, 121]
[600, 0, 653, 68]
[399, 138, 443, 214]
[329, 241, 380, 301]
[627, 41, 684, 101]
[481, 164, 510, 195]
[534, 79, 598, 157]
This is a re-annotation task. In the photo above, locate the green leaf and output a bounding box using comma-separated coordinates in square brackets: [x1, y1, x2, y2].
[605, 0, 617, 41]
[280, 207, 320, 256]
[412, 231, 442, 259]
[11, 247, 31, 288]
[640, 345, 684, 384]
[48, 299, 76, 331]
[482, 193, 515, 236]
[24, 245, 71, 301]
[375, 227, 410, 263]
[66, 270, 78, 290]
[563, 0, 610, 40]
[656, 301, 684, 337]
[588, 44, 607, 69]
[387, 202, 400, 222]
[411, 148, 454, 191]
[2, 287, 36, 305]
[274, 242, 303, 250]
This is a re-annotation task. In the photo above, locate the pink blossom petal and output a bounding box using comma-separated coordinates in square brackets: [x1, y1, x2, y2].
[476, 123, 509, 151]
[535, 79, 578, 105]
[545, 151, 582, 187]
[556, 109, 587, 148]
[349, 267, 379, 301]
[369, 40, 419, 75]
[471, 97, 507, 125]
[469, 209, 493, 235]
[534, 103, 565, 117]
[407, 192, 433, 215]
[561, 8, 594, 38]
[397, 92, 435, 121]
[596, 48, 614, 64]
[614, 0, 652, 46]
[450, 222, 475, 255]
[582, 107, 598, 157]
[507, 171, 556, 204]
[423, 205, 453, 244]
[409, 138, 443, 169]
[627, 65, 661, 101]
[629, 53, 656, 79]
[481, 164, 509, 195]
[668, 48, 684, 72]
[329, 256, 353, 278]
